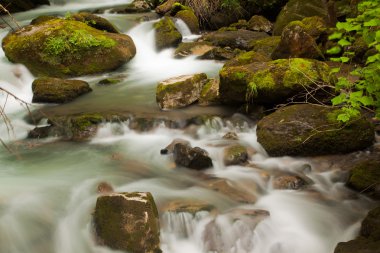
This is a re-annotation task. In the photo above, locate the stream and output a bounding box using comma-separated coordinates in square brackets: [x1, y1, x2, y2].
[0, 1, 376, 253]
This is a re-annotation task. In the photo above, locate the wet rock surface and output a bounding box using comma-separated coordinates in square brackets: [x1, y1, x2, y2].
[173, 143, 213, 170]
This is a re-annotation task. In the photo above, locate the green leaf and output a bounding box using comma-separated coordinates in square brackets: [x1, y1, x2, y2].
[330, 67, 341, 74]
[364, 19, 380, 26]
[328, 32, 343, 40]
[350, 90, 363, 100]
[358, 95, 375, 106]
[366, 54, 380, 64]
[331, 93, 347, 105]
[338, 38, 352, 47]
[326, 46, 342, 55]
[340, 56, 350, 63]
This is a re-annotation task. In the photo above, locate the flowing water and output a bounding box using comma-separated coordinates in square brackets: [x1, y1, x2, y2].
[0, 2, 376, 253]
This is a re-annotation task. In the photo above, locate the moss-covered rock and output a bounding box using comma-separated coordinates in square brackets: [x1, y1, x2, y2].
[271, 21, 324, 60]
[2, 18, 136, 77]
[32, 77, 92, 103]
[69, 12, 119, 33]
[219, 58, 331, 105]
[154, 17, 182, 50]
[199, 78, 220, 106]
[93, 192, 161, 253]
[109, 0, 152, 13]
[347, 160, 380, 199]
[30, 15, 57, 25]
[1, 0, 49, 13]
[247, 15, 273, 33]
[174, 41, 214, 58]
[169, 2, 192, 16]
[334, 206, 380, 253]
[273, 0, 330, 36]
[223, 144, 249, 166]
[155, 0, 176, 15]
[248, 36, 281, 58]
[156, 73, 208, 110]
[202, 29, 269, 50]
[199, 47, 244, 61]
[256, 104, 375, 157]
[224, 51, 270, 67]
[174, 9, 200, 34]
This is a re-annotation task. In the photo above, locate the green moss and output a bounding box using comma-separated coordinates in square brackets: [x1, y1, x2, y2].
[170, 2, 192, 15]
[71, 113, 104, 131]
[154, 17, 182, 50]
[235, 71, 247, 79]
[348, 161, 380, 193]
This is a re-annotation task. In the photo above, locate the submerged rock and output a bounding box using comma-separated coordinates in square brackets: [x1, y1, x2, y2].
[272, 174, 310, 190]
[32, 77, 92, 103]
[156, 73, 208, 110]
[2, 18, 136, 77]
[223, 144, 249, 166]
[154, 16, 182, 50]
[256, 104, 375, 157]
[205, 178, 257, 203]
[173, 143, 213, 170]
[163, 200, 215, 215]
[70, 12, 119, 33]
[93, 192, 161, 253]
[219, 58, 331, 105]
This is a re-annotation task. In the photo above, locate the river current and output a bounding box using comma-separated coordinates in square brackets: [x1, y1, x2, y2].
[0, 1, 376, 253]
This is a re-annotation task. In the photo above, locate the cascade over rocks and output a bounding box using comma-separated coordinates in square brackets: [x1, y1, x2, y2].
[93, 192, 161, 253]
[156, 73, 208, 110]
[2, 18, 136, 77]
[153, 17, 182, 50]
[219, 58, 331, 105]
[32, 77, 92, 103]
[256, 104, 375, 157]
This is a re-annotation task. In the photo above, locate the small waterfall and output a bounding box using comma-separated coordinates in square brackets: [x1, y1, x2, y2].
[174, 18, 201, 42]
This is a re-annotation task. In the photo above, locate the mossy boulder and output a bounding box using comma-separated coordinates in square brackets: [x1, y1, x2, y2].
[224, 51, 270, 67]
[175, 10, 200, 34]
[273, 0, 330, 36]
[69, 12, 119, 33]
[202, 30, 269, 50]
[199, 47, 244, 61]
[199, 78, 220, 106]
[248, 36, 281, 58]
[32, 77, 92, 103]
[347, 160, 380, 199]
[2, 18, 136, 77]
[109, 0, 152, 13]
[93, 192, 161, 253]
[271, 21, 324, 60]
[155, 0, 176, 15]
[219, 58, 331, 105]
[256, 104, 375, 157]
[154, 17, 182, 50]
[223, 144, 249, 166]
[156, 73, 208, 110]
[174, 41, 214, 58]
[28, 113, 104, 141]
[30, 15, 57, 25]
[1, 0, 49, 13]
[247, 15, 273, 33]
[334, 206, 380, 253]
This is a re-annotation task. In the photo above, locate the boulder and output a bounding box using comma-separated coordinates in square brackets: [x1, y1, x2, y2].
[32, 77, 92, 103]
[173, 143, 213, 170]
[175, 9, 200, 34]
[199, 47, 243, 61]
[224, 51, 270, 67]
[247, 15, 273, 33]
[347, 160, 380, 199]
[272, 174, 310, 190]
[154, 17, 182, 50]
[202, 30, 269, 50]
[199, 78, 220, 106]
[109, 0, 152, 13]
[271, 18, 326, 60]
[156, 73, 207, 110]
[93, 192, 160, 253]
[222, 132, 239, 140]
[1, 0, 49, 13]
[219, 58, 331, 105]
[30, 15, 57, 25]
[248, 36, 281, 58]
[2, 18, 136, 77]
[256, 104, 375, 157]
[334, 206, 380, 253]
[223, 144, 249, 166]
[273, 0, 331, 36]
[69, 12, 119, 33]
[155, 0, 176, 15]
[160, 138, 191, 155]
[174, 41, 214, 58]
